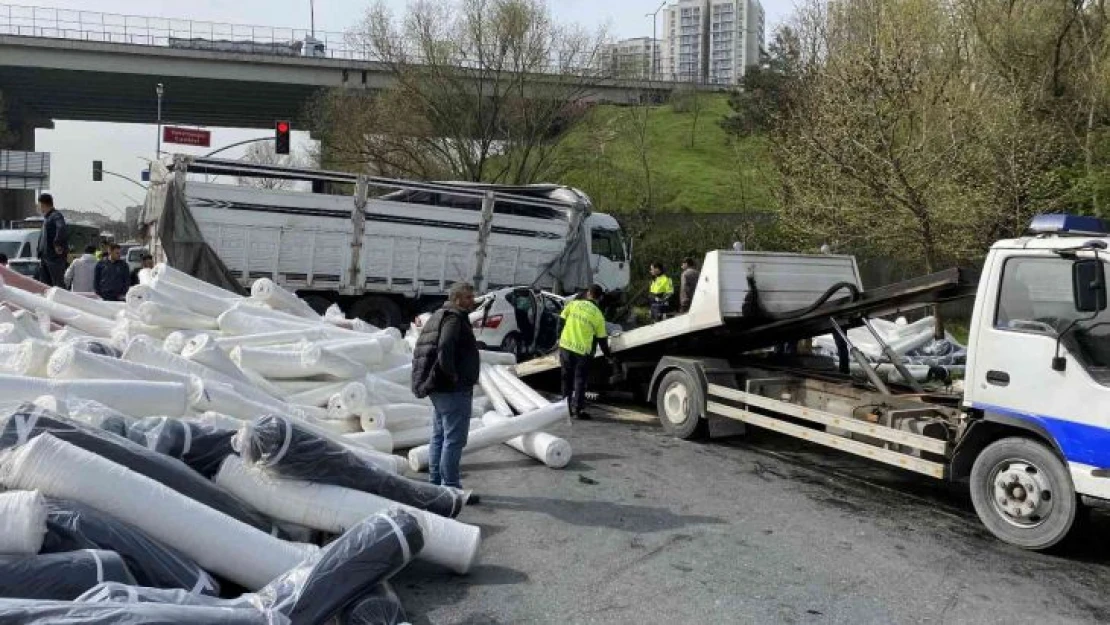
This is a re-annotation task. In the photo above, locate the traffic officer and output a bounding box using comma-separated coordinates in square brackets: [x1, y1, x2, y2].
[557, 284, 613, 420]
[648, 262, 674, 322]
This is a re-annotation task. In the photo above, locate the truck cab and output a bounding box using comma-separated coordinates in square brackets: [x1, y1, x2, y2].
[585, 213, 630, 295]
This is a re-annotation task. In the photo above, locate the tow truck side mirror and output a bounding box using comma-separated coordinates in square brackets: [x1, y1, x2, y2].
[1072, 259, 1107, 313]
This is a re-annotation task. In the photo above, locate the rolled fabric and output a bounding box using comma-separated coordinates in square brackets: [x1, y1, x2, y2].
[389, 425, 434, 450]
[13, 309, 49, 341]
[408, 401, 570, 471]
[342, 430, 394, 454]
[479, 365, 514, 416]
[231, 345, 311, 379]
[373, 363, 412, 384]
[0, 599, 272, 624]
[0, 549, 136, 600]
[138, 301, 219, 331]
[364, 375, 429, 406]
[0, 405, 273, 531]
[0, 374, 189, 417]
[0, 281, 114, 338]
[150, 263, 242, 301]
[125, 284, 187, 313]
[0, 264, 48, 294]
[0, 322, 27, 344]
[481, 411, 572, 469]
[286, 380, 350, 408]
[33, 396, 134, 437]
[181, 334, 250, 382]
[487, 363, 541, 413]
[163, 330, 200, 355]
[11, 339, 55, 376]
[216, 457, 479, 574]
[111, 317, 172, 346]
[0, 490, 48, 555]
[47, 344, 194, 388]
[42, 497, 219, 596]
[0, 343, 20, 372]
[189, 379, 281, 422]
[239, 414, 465, 518]
[149, 275, 237, 318]
[314, 336, 387, 368]
[127, 416, 236, 478]
[250, 278, 320, 320]
[46, 287, 121, 321]
[342, 583, 407, 625]
[215, 327, 337, 349]
[359, 404, 433, 432]
[303, 344, 368, 379]
[479, 350, 519, 366]
[499, 366, 551, 408]
[0, 433, 313, 590]
[197, 411, 247, 430]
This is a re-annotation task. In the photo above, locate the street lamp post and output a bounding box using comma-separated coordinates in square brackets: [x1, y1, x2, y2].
[646, 1, 667, 80]
[155, 83, 164, 160]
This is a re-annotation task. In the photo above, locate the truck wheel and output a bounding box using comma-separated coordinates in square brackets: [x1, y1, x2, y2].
[655, 369, 707, 440]
[969, 437, 1078, 551]
[351, 296, 404, 329]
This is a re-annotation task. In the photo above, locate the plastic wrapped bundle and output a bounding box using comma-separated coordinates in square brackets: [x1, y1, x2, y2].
[0, 343, 19, 372]
[181, 334, 250, 382]
[408, 401, 570, 471]
[10, 339, 54, 376]
[127, 416, 236, 478]
[0, 375, 189, 417]
[42, 497, 219, 596]
[67, 338, 123, 359]
[45, 288, 122, 321]
[250, 278, 320, 320]
[0, 405, 274, 532]
[0, 433, 314, 590]
[47, 344, 194, 387]
[33, 397, 134, 437]
[372, 363, 411, 385]
[215, 457, 479, 574]
[314, 336, 387, 368]
[479, 366, 514, 417]
[150, 276, 238, 318]
[188, 379, 287, 422]
[215, 327, 336, 350]
[0, 550, 135, 600]
[13, 309, 50, 340]
[342, 430, 394, 453]
[479, 350, 519, 366]
[486, 364, 541, 412]
[150, 263, 242, 301]
[231, 344, 367, 380]
[0, 490, 48, 555]
[482, 411, 572, 469]
[498, 366, 550, 408]
[163, 330, 200, 355]
[363, 375, 430, 407]
[285, 380, 350, 408]
[342, 583, 407, 625]
[0, 599, 275, 624]
[124, 283, 185, 312]
[359, 403, 433, 432]
[239, 414, 464, 517]
[0, 322, 27, 344]
[0, 280, 115, 338]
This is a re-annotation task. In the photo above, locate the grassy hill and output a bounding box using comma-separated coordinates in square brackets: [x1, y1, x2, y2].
[546, 94, 778, 216]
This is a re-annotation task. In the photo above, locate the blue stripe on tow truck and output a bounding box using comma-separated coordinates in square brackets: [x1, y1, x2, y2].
[972, 402, 1110, 468]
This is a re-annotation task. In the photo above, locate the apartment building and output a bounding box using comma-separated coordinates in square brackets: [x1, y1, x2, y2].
[659, 0, 764, 84]
[599, 37, 662, 79]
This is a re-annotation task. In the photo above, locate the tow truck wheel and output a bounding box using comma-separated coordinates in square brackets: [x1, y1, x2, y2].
[656, 370, 708, 440]
[969, 437, 1078, 551]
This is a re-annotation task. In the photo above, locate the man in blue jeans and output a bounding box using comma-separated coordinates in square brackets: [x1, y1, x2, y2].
[411, 282, 481, 501]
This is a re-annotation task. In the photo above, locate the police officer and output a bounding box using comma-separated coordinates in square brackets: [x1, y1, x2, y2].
[648, 262, 674, 322]
[557, 284, 613, 420]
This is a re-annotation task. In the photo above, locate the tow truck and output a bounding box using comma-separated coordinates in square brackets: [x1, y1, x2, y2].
[517, 215, 1110, 550]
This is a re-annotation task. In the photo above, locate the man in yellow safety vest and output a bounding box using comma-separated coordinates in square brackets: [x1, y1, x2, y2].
[648, 262, 674, 322]
[557, 284, 614, 420]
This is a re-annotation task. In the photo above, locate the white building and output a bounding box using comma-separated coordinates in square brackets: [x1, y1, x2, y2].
[660, 0, 764, 84]
[599, 37, 661, 79]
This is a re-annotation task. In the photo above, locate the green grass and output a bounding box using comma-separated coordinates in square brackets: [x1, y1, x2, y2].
[546, 95, 777, 215]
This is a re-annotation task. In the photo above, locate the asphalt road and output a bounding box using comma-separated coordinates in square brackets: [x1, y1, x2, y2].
[394, 405, 1110, 625]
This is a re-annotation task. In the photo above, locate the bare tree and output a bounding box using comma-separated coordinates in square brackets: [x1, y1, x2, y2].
[311, 0, 608, 184]
[236, 142, 301, 190]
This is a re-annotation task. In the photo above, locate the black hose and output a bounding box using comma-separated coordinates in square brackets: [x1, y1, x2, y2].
[741, 274, 862, 321]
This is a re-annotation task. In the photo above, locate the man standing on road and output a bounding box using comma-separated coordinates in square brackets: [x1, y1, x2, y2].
[412, 282, 481, 498]
[557, 284, 614, 420]
[679, 257, 700, 313]
[648, 262, 674, 322]
[131, 253, 154, 286]
[94, 244, 130, 301]
[35, 193, 67, 287]
[65, 245, 98, 293]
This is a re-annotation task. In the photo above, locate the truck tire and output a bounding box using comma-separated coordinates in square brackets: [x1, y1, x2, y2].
[969, 437, 1078, 551]
[351, 296, 404, 329]
[655, 369, 708, 440]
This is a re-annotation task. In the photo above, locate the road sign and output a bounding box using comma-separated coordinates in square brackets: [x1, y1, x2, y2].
[162, 126, 212, 147]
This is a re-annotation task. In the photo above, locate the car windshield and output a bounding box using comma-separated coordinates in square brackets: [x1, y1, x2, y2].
[591, 229, 627, 262]
[0, 241, 22, 259]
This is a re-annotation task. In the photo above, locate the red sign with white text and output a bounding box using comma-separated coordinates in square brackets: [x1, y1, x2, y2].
[162, 126, 212, 147]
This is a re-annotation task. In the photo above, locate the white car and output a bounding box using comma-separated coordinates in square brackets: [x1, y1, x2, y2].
[412, 287, 566, 361]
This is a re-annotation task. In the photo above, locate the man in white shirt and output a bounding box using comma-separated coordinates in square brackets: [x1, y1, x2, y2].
[65, 245, 98, 293]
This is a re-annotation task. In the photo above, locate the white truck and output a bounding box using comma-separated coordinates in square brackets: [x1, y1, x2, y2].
[139, 156, 631, 328]
[518, 214, 1110, 550]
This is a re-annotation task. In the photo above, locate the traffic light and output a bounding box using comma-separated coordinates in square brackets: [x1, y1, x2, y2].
[275, 120, 291, 155]
[92, 160, 103, 182]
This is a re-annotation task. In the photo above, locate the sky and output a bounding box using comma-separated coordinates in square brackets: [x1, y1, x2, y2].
[29, 0, 797, 220]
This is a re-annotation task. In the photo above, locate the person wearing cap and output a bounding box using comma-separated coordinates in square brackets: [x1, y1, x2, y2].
[35, 193, 68, 287]
[557, 284, 614, 420]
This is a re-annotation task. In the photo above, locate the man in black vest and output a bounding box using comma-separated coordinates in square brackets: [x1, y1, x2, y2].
[35, 193, 67, 287]
[412, 282, 480, 495]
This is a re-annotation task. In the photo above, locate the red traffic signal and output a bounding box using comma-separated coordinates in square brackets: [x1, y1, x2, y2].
[275, 120, 291, 155]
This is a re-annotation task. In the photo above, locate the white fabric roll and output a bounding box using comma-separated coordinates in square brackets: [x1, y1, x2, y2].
[284, 380, 350, 408]
[197, 411, 247, 430]
[314, 337, 387, 368]
[340, 382, 369, 412]
[111, 317, 173, 344]
[408, 401, 569, 471]
[0, 343, 20, 372]
[479, 366, 514, 416]
[39, 396, 135, 431]
[189, 379, 280, 421]
[150, 264, 242, 302]
[0, 490, 48, 555]
[379, 425, 431, 450]
[125, 284, 186, 313]
[269, 378, 328, 397]
[214, 328, 335, 350]
[47, 344, 194, 387]
[230, 345, 307, 379]
[0, 322, 27, 345]
[482, 411, 572, 469]
[301, 345, 367, 379]
[0, 282, 114, 338]
[358, 404, 433, 432]
[45, 288, 120, 321]
[363, 375, 429, 407]
[149, 276, 237, 318]
[341, 430, 394, 453]
[499, 366, 550, 408]
[138, 301, 219, 331]
[0, 375, 190, 417]
[309, 415, 363, 435]
[12, 339, 56, 377]
[479, 350, 518, 366]
[486, 364, 540, 413]
[2, 434, 312, 589]
[214, 456, 480, 574]
[13, 310, 49, 341]
[374, 363, 412, 384]
[250, 278, 320, 320]
[182, 334, 250, 383]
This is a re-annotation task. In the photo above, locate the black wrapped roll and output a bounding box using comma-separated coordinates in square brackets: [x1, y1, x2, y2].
[41, 497, 219, 596]
[0, 598, 271, 624]
[241, 414, 465, 518]
[0, 403, 273, 532]
[263, 507, 424, 625]
[341, 583, 408, 625]
[0, 550, 135, 600]
[127, 417, 236, 478]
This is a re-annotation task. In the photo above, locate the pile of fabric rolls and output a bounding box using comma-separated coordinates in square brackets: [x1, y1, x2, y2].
[0, 263, 571, 624]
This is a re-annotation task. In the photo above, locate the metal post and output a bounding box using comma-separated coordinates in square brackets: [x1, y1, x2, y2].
[647, 1, 667, 81]
[348, 176, 369, 290]
[310, 0, 315, 37]
[155, 83, 164, 160]
[472, 192, 495, 292]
